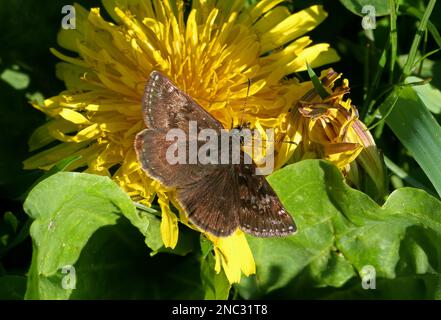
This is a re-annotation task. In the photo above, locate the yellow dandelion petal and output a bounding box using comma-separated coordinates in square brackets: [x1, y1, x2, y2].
[323, 142, 364, 169]
[260, 5, 328, 54]
[56, 63, 100, 91]
[157, 191, 179, 249]
[60, 107, 87, 122]
[28, 118, 78, 152]
[209, 230, 256, 284]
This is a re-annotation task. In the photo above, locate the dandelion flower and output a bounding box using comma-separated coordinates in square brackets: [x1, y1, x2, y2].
[284, 69, 387, 199]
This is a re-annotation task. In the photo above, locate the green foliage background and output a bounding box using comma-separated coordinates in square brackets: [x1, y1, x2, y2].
[1, 0, 441, 299]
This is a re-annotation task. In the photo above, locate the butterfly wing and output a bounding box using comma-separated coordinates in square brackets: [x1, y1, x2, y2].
[135, 71, 223, 187]
[135, 71, 239, 235]
[236, 158, 296, 237]
[175, 156, 296, 237]
[175, 166, 240, 237]
[135, 128, 201, 187]
[141, 71, 223, 132]
[135, 71, 296, 237]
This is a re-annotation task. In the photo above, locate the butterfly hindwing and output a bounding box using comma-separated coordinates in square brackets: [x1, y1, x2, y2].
[175, 165, 240, 237]
[236, 161, 296, 237]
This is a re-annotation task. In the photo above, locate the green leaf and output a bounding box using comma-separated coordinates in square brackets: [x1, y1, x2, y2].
[18, 155, 82, 201]
[339, 0, 390, 16]
[0, 67, 30, 90]
[23, 172, 203, 299]
[0, 211, 31, 259]
[383, 155, 434, 193]
[238, 160, 441, 299]
[380, 86, 441, 196]
[200, 252, 231, 300]
[397, 54, 441, 87]
[324, 275, 441, 299]
[388, 0, 398, 81]
[405, 76, 441, 114]
[3, 211, 18, 233]
[402, 0, 437, 78]
[306, 63, 329, 99]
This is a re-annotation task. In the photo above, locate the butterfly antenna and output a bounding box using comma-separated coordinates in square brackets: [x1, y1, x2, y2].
[237, 78, 297, 147]
[245, 78, 251, 109]
[237, 78, 251, 128]
[258, 139, 298, 145]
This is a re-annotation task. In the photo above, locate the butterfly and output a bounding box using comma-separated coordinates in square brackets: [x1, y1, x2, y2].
[134, 71, 296, 237]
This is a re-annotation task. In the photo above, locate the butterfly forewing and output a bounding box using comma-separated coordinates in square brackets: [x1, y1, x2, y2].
[135, 71, 297, 237]
[141, 71, 223, 132]
[135, 129, 203, 187]
[136, 71, 222, 188]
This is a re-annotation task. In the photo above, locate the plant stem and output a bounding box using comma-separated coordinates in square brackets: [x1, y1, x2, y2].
[402, 0, 437, 78]
[389, 0, 398, 84]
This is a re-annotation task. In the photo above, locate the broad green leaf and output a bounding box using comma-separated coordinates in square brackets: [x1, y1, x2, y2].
[339, 0, 390, 16]
[380, 86, 441, 196]
[405, 76, 441, 114]
[23, 172, 203, 299]
[324, 275, 441, 299]
[18, 155, 82, 201]
[238, 160, 441, 299]
[397, 55, 441, 90]
[397, 55, 435, 78]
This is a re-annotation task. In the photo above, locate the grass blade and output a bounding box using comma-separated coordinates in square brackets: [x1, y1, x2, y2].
[383, 155, 434, 194]
[403, 6, 441, 49]
[389, 0, 398, 83]
[402, 0, 437, 77]
[306, 63, 329, 99]
[361, 38, 389, 119]
[380, 85, 441, 196]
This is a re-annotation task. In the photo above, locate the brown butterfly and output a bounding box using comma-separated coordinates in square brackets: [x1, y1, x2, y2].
[134, 71, 296, 237]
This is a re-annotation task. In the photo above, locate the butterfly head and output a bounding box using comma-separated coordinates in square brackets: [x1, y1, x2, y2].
[230, 121, 252, 147]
